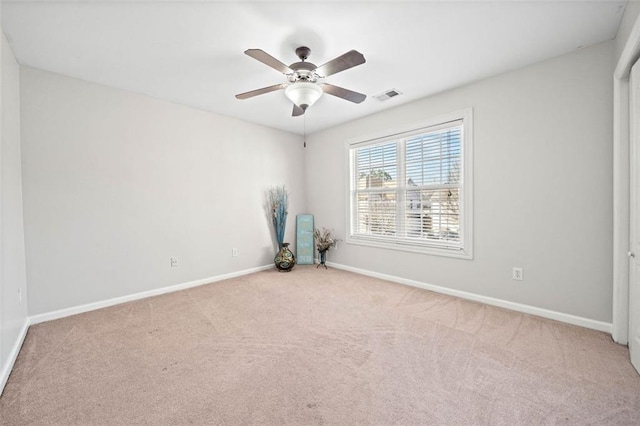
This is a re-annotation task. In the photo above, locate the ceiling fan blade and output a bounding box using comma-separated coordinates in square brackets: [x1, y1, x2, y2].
[314, 50, 365, 77]
[292, 104, 305, 116]
[245, 49, 293, 74]
[322, 84, 366, 104]
[235, 84, 286, 100]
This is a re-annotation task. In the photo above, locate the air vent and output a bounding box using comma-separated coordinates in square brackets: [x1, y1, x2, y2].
[374, 89, 402, 102]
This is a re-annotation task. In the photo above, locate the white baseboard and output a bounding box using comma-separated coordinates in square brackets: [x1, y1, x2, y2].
[0, 318, 29, 396]
[29, 264, 273, 325]
[327, 262, 613, 334]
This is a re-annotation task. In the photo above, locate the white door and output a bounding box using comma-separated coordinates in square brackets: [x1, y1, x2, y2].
[629, 59, 640, 374]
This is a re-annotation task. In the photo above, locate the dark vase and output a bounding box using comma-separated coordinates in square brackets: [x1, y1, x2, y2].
[274, 243, 295, 272]
[317, 249, 328, 269]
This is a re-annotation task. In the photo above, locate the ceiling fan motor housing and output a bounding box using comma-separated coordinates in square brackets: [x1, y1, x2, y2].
[287, 65, 318, 83]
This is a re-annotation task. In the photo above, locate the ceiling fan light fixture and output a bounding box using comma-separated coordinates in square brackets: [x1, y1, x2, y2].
[285, 82, 323, 110]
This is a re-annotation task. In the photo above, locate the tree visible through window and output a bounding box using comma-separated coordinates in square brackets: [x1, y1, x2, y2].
[347, 110, 472, 258]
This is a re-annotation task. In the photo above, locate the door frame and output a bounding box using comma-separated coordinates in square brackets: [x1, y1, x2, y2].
[613, 15, 640, 344]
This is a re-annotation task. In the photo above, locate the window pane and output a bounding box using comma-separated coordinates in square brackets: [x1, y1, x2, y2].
[355, 142, 397, 189]
[405, 127, 461, 186]
[404, 188, 459, 242]
[355, 190, 396, 236]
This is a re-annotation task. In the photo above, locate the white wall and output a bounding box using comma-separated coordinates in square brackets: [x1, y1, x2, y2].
[0, 28, 28, 391]
[20, 67, 305, 315]
[305, 41, 614, 322]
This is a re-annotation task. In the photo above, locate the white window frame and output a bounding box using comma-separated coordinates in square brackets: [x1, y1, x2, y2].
[345, 108, 473, 259]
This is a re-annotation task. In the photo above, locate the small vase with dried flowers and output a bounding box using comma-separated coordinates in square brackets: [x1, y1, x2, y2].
[313, 227, 340, 269]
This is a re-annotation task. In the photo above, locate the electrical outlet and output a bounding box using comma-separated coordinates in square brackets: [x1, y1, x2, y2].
[232, 248, 238, 257]
[171, 257, 178, 267]
[512, 267, 523, 281]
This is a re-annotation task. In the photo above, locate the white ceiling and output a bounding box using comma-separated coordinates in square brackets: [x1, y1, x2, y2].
[1, 0, 627, 135]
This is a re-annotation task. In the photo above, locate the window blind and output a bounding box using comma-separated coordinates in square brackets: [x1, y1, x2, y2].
[350, 120, 464, 249]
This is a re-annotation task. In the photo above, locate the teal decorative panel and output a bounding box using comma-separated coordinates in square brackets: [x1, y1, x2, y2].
[296, 214, 314, 265]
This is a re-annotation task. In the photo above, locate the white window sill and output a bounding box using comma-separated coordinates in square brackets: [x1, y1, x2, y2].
[346, 235, 473, 260]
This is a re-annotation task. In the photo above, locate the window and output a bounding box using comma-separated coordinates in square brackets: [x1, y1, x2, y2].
[346, 109, 473, 259]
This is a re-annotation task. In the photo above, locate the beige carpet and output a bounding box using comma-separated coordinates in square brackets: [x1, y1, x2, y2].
[1, 266, 639, 425]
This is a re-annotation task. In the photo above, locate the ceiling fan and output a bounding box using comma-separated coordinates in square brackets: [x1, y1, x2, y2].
[235, 46, 367, 116]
